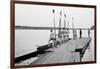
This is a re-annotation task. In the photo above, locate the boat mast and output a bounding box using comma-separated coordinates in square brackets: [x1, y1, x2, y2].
[52, 9, 56, 37]
[58, 11, 62, 38]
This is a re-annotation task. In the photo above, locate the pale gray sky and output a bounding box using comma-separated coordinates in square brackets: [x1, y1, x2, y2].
[15, 4, 94, 28]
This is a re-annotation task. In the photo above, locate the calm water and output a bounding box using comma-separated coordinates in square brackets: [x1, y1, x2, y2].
[15, 30, 94, 58]
[15, 30, 49, 57]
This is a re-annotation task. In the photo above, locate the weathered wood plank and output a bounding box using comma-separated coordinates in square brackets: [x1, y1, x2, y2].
[31, 38, 91, 64]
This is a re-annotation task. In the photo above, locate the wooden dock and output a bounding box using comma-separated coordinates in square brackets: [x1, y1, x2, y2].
[30, 38, 91, 64]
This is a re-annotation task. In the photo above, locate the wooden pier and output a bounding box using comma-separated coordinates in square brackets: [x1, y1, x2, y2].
[30, 38, 91, 64]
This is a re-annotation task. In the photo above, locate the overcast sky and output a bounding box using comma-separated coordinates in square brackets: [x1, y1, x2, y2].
[15, 3, 94, 28]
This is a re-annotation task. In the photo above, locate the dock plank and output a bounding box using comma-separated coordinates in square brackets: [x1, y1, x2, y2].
[31, 38, 91, 64]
